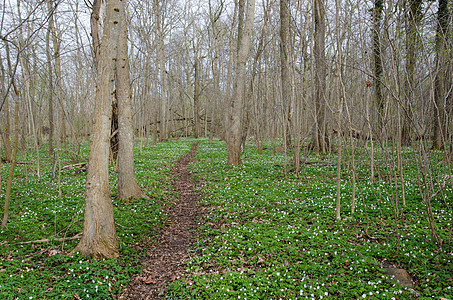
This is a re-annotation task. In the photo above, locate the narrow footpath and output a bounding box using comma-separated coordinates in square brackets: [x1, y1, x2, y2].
[120, 142, 200, 299]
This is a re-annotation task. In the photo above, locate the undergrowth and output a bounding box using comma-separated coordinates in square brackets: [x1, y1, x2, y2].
[168, 139, 452, 300]
[0, 138, 193, 299]
[1, 138, 452, 299]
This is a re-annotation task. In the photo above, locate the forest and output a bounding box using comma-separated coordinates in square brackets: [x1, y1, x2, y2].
[0, 0, 452, 298]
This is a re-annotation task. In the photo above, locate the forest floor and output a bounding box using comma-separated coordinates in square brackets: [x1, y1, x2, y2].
[120, 142, 201, 299]
[0, 138, 451, 299]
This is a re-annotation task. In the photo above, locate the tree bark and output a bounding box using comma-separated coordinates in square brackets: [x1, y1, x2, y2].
[227, 0, 255, 165]
[1, 42, 20, 228]
[74, 0, 122, 258]
[1, 97, 12, 162]
[240, 0, 271, 151]
[432, 0, 449, 149]
[312, 0, 328, 154]
[208, 0, 223, 144]
[223, 0, 239, 142]
[193, 56, 200, 139]
[116, 5, 144, 200]
[372, 0, 384, 134]
[280, 0, 292, 150]
[91, 0, 118, 158]
[48, 0, 66, 144]
[45, 9, 54, 157]
[402, 0, 423, 145]
[154, 0, 168, 141]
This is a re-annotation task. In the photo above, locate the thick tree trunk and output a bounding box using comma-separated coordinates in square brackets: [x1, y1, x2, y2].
[117, 6, 144, 200]
[74, 0, 122, 258]
[91, 0, 118, 158]
[227, 0, 255, 165]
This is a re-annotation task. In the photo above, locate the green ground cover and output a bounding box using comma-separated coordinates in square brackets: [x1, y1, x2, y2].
[0, 138, 451, 299]
[168, 139, 452, 300]
[0, 139, 192, 299]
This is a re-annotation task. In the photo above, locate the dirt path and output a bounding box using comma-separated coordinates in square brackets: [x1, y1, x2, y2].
[120, 142, 200, 299]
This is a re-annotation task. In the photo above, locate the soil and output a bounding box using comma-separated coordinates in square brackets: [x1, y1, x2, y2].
[119, 142, 201, 299]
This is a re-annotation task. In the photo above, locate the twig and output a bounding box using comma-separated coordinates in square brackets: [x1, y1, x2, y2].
[302, 160, 337, 166]
[19, 233, 82, 244]
[428, 178, 449, 202]
[116, 222, 133, 229]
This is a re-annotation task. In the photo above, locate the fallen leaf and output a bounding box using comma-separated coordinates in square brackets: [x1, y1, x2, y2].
[143, 276, 156, 284]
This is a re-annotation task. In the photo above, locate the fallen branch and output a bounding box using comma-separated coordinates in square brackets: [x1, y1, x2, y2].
[62, 163, 87, 171]
[1, 159, 35, 165]
[302, 160, 336, 166]
[19, 233, 82, 244]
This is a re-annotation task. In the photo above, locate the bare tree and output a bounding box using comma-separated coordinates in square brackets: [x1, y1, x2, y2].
[154, 0, 168, 141]
[46, 3, 55, 157]
[372, 0, 384, 134]
[401, 0, 423, 145]
[74, 0, 123, 258]
[226, 0, 255, 165]
[47, 0, 66, 144]
[1, 42, 20, 228]
[280, 0, 292, 150]
[117, 3, 145, 201]
[311, 0, 328, 154]
[432, 0, 450, 150]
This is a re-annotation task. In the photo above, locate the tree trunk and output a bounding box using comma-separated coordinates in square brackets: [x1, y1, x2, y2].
[402, 0, 423, 145]
[1, 98, 12, 162]
[372, 0, 384, 134]
[193, 56, 200, 139]
[280, 0, 292, 150]
[223, 0, 239, 142]
[110, 98, 119, 160]
[1, 93, 19, 229]
[154, 0, 168, 141]
[1, 43, 20, 228]
[48, 0, 66, 144]
[208, 0, 222, 143]
[117, 5, 144, 200]
[74, 0, 122, 258]
[432, 0, 449, 149]
[91, 0, 118, 158]
[45, 10, 54, 157]
[227, 0, 255, 165]
[312, 0, 328, 154]
[240, 0, 271, 151]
